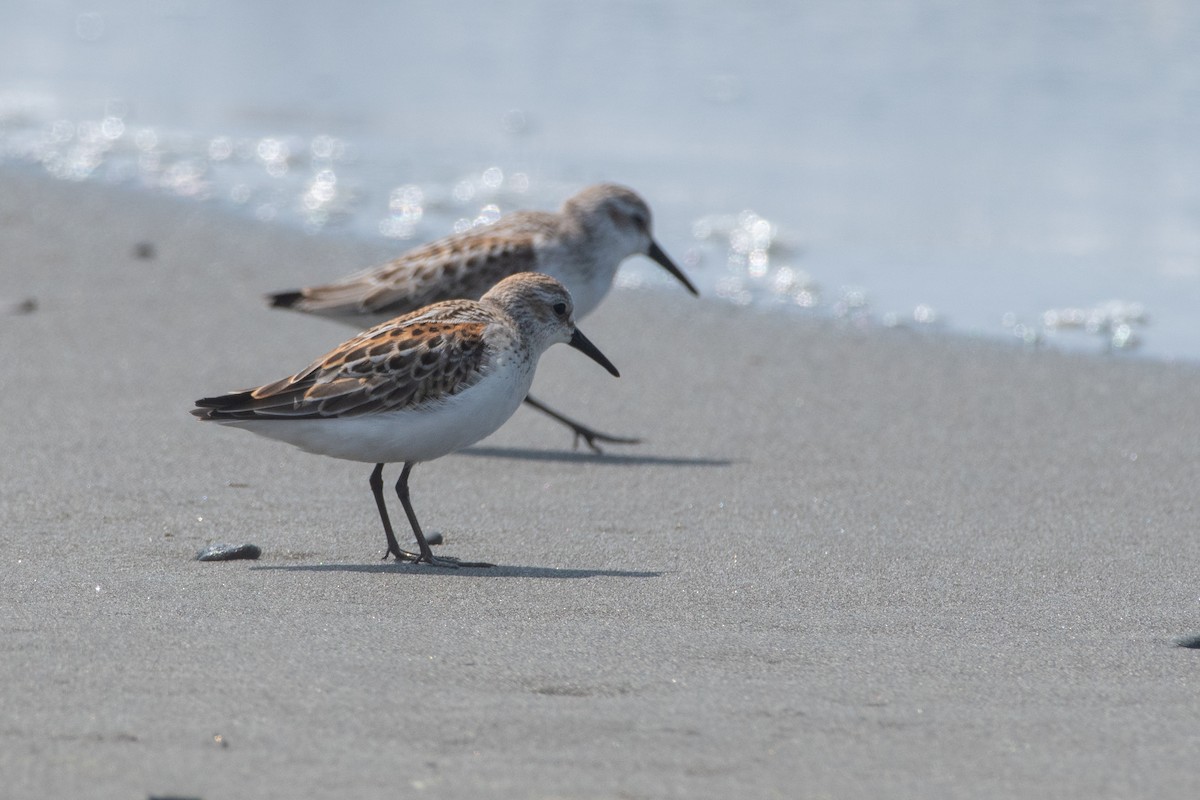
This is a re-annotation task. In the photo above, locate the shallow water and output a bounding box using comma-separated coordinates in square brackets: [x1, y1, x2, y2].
[2, 0, 1197, 360]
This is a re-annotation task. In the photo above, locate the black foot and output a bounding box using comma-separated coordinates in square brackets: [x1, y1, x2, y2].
[383, 546, 422, 562]
[523, 395, 641, 454]
[384, 546, 492, 568]
[569, 424, 641, 455]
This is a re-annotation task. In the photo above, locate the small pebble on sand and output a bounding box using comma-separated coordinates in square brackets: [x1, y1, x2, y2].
[196, 543, 262, 561]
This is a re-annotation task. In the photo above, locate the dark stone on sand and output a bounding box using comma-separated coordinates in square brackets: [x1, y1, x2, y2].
[134, 241, 156, 259]
[196, 543, 262, 561]
[6, 297, 37, 315]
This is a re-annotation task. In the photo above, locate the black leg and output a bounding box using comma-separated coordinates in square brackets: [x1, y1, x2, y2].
[370, 463, 419, 562]
[394, 462, 435, 562]
[522, 395, 641, 454]
[395, 462, 494, 568]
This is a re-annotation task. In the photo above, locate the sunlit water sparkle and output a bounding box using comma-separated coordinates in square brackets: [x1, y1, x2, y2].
[1, 1, 1197, 361]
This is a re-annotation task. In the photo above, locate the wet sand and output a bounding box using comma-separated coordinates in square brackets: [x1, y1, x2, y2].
[2, 166, 1199, 798]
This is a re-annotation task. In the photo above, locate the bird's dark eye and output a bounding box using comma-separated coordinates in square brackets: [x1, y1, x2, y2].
[553, 302, 567, 316]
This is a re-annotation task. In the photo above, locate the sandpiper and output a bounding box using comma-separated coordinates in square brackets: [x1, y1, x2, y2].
[195, 273, 619, 566]
[267, 183, 695, 450]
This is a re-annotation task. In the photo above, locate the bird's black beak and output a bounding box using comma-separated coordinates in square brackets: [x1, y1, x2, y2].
[647, 240, 699, 296]
[569, 328, 620, 377]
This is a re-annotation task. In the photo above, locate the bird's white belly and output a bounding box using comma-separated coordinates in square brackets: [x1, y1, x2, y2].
[554, 272, 610, 319]
[541, 258, 614, 319]
[217, 361, 533, 464]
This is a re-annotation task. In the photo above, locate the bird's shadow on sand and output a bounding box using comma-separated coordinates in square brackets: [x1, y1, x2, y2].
[457, 445, 732, 467]
[252, 563, 661, 579]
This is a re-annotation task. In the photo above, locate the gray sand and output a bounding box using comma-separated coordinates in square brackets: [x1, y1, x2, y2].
[3, 167, 1199, 798]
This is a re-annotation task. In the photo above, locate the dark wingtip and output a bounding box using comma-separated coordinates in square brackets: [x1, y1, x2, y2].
[192, 392, 252, 420]
[266, 290, 304, 309]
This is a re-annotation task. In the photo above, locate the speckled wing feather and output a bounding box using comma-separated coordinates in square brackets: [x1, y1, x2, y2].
[194, 302, 496, 420]
[270, 213, 559, 318]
